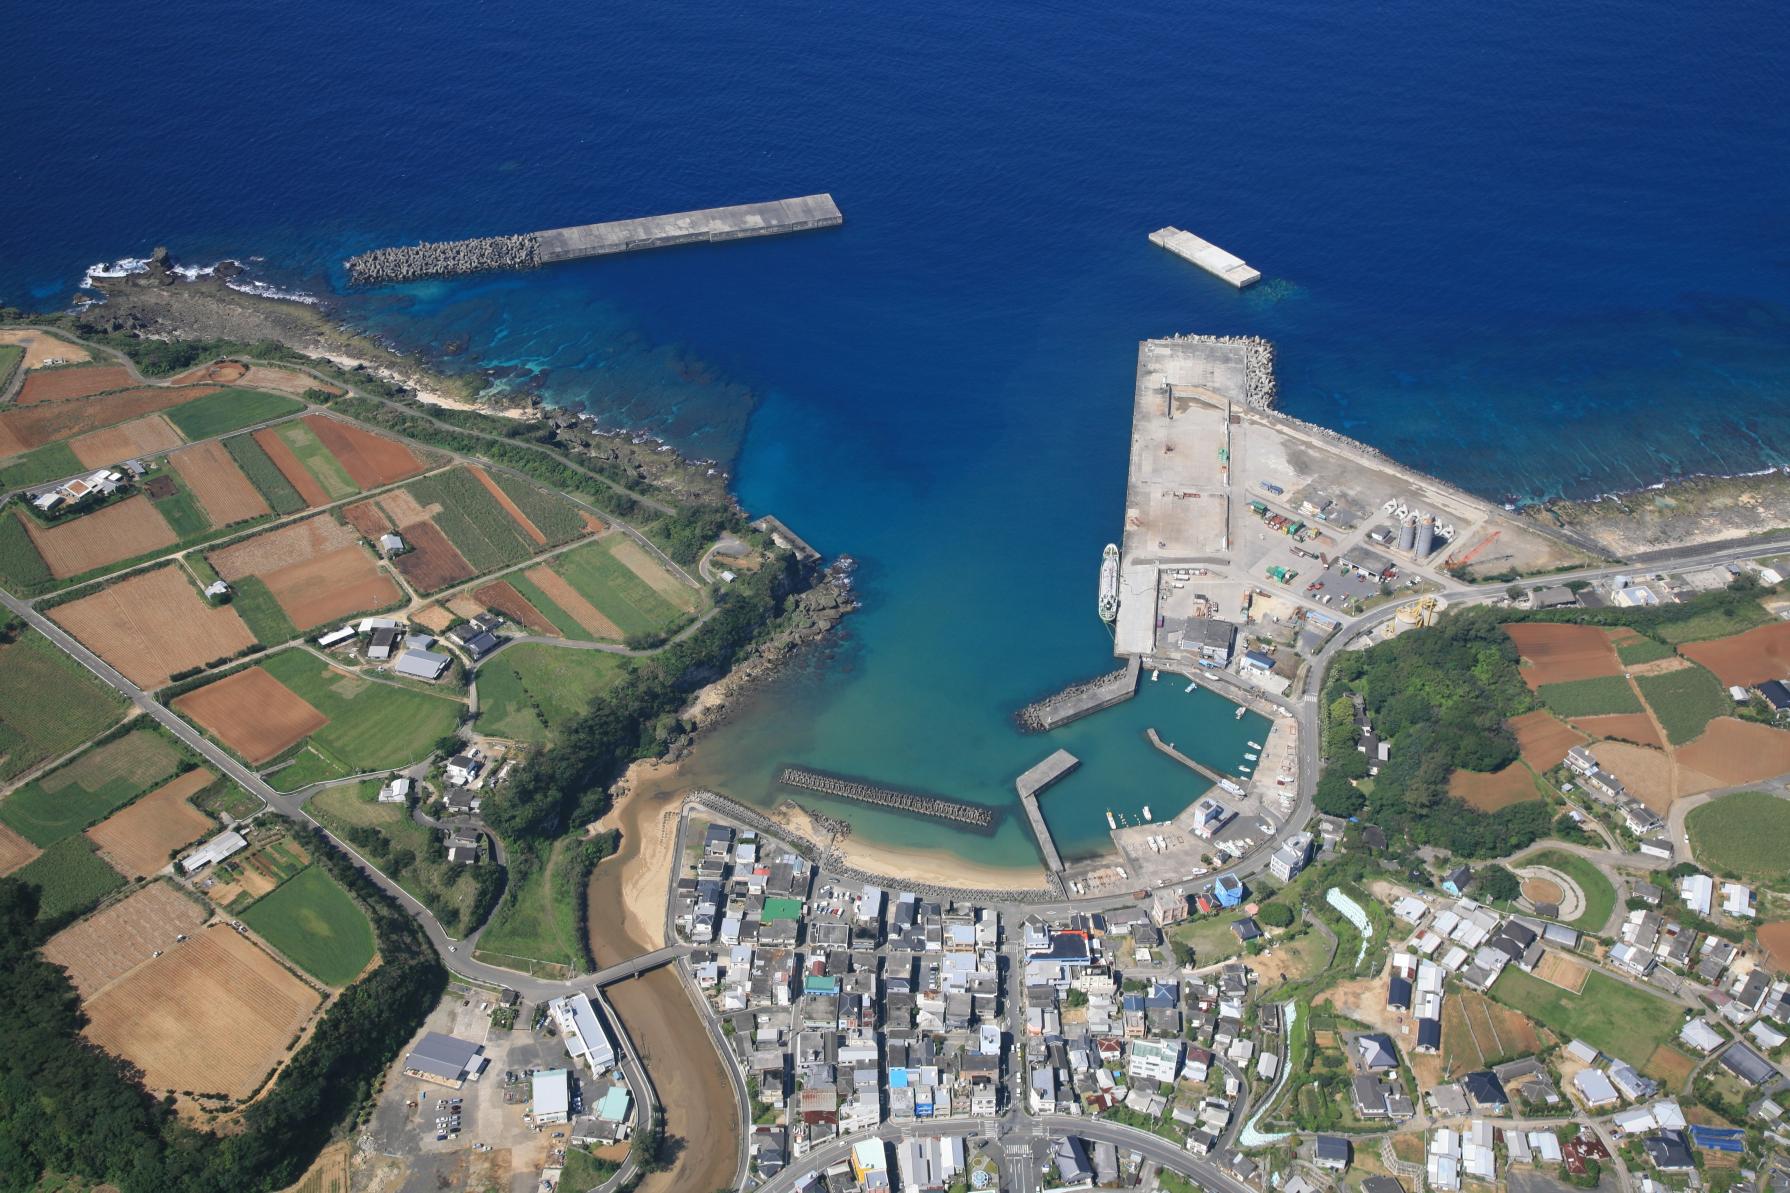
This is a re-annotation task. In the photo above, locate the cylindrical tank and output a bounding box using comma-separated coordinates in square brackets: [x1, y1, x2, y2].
[1415, 515, 1436, 557]
[1397, 517, 1417, 553]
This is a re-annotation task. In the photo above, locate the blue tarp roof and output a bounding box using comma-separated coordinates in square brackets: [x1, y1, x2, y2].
[1689, 1125, 1746, 1153]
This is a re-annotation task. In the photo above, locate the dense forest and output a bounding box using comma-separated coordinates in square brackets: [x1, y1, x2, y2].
[0, 826, 444, 1192]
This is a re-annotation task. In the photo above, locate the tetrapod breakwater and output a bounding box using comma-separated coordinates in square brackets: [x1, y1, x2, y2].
[776, 766, 994, 828]
[1014, 656, 1142, 732]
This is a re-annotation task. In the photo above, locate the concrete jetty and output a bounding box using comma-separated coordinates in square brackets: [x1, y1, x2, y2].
[1015, 656, 1142, 732]
[345, 194, 843, 285]
[1145, 727, 1229, 787]
[777, 766, 993, 828]
[1148, 227, 1261, 288]
[1015, 750, 1079, 874]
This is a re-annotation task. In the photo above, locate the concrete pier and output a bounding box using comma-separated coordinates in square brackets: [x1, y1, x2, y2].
[1015, 656, 1142, 731]
[1148, 227, 1261, 288]
[1145, 727, 1229, 787]
[1015, 750, 1079, 874]
[776, 766, 993, 828]
[345, 194, 843, 285]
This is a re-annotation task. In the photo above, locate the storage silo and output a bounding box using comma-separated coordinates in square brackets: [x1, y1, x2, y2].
[1397, 517, 1417, 553]
[1415, 515, 1436, 557]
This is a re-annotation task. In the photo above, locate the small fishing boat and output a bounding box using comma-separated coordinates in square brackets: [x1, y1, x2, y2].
[1142, 806, 1153, 822]
[1234, 706, 1246, 720]
[1151, 669, 1159, 682]
[1244, 752, 1259, 761]
[1106, 809, 1117, 829]
[1185, 680, 1199, 693]
[1247, 740, 1262, 748]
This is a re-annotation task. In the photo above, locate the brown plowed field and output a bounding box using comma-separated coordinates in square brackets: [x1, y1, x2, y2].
[0, 385, 217, 454]
[44, 882, 210, 998]
[1758, 922, 1790, 973]
[209, 515, 359, 579]
[391, 520, 476, 592]
[1509, 710, 1587, 770]
[1676, 718, 1790, 785]
[14, 364, 135, 404]
[82, 924, 322, 1100]
[173, 668, 327, 763]
[340, 499, 392, 538]
[303, 415, 424, 488]
[23, 496, 177, 578]
[474, 580, 557, 635]
[50, 567, 255, 689]
[1535, 950, 1590, 993]
[69, 412, 186, 468]
[411, 604, 456, 632]
[263, 545, 401, 630]
[0, 329, 92, 369]
[1596, 740, 1725, 812]
[0, 823, 39, 876]
[252, 426, 329, 506]
[1681, 622, 1790, 687]
[168, 360, 249, 385]
[169, 439, 272, 525]
[1506, 623, 1623, 688]
[525, 565, 622, 638]
[468, 465, 546, 545]
[1572, 713, 1664, 749]
[243, 364, 336, 396]
[373, 489, 433, 526]
[85, 769, 216, 878]
[1450, 764, 1539, 811]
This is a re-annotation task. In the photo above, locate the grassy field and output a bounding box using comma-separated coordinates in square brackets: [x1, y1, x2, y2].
[1519, 849, 1617, 932]
[1616, 637, 1677, 666]
[15, 836, 125, 921]
[1489, 966, 1678, 1062]
[405, 468, 537, 573]
[0, 441, 82, 492]
[227, 574, 299, 645]
[1636, 664, 1729, 744]
[1537, 675, 1643, 718]
[223, 433, 307, 514]
[147, 469, 211, 538]
[0, 344, 22, 390]
[490, 471, 590, 544]
[257, 650, 462, 783]
[165, 388, 306, 440]
[271, 420, 357, 500]
[1166, 911, 1252, 968]
[558, 1149, 619, 1192]
[0, 729, 185, 846]
[475, 644, 628, 743]
[1686, 791, 1790, 883]
[240, 864, 375, 986]
[0, 628, 127, 783]
[554, 539, 692, 639]
[1654, 601, 1773, 645]
[0, 508, 53, 591]
[473, 838, 584, 976]
[308, 781, 485, 929]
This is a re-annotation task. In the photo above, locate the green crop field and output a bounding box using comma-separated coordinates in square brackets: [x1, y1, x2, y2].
[147, 469, 211, 538]
[553, 539, 689, 638]
[0, 628, 127, 783]
[224, 433, 307, 514]
[309, 781, 486, 929]
[404, 468, 537, 573]
[1537, 675, 1643, 718]
[1616, 638, 1677, 666]
[0, 441, 82, 492]
[490, 471, 589, 544]
[227, 574, 298, 645]
[1686, 791, 1790, 883]
[240, 864, 375, 986]
[504, 571, 587, 638]
[473, 838, 584, 976]
[16, 836, 125, 922]
[270, 420, 357, 500]
[1636, 664, 1729, 744]
[0, 508, 53, 591]
[1489, 967, 1678, 1062]
[1653, 601, 1774, 645]
[0, 728, 185, 846]
[476, 644, 628, 743]
[0, 344, 23, 390]
[165, 388, 306, 440]
[1519, 849, 1617, 932]
[257, 649, 461, 783]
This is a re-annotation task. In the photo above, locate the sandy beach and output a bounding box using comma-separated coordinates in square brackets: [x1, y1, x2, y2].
[767, 800, 1047, 890]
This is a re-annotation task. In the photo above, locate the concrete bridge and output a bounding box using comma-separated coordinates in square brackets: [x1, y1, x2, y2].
[590, 943, 693, 987]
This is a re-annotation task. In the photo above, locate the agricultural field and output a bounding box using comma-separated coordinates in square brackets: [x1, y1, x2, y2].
[1650, 599, 1773, 646]
[85, 769, 216, 878]
[1676, 718, 1790, 788]
[1489, 966, 1678, 1062]
[1635, 663, 1733, 745]
[0, 328, 93, 370]
[1519, 850, 1617, 932]
[169, 438, 272, 526]
[1686, 791, 1790, 884]
[300, 415, 425, 488]
[508, 537, 700, 642]
[143, 467, 211, 538]
[68, 411, 185, 469]
[15, 836, 126, 921]
[1616, 636, 1678, 666]
[0, 728, 186, 847]
[1507, 709, 1587, 771]
[1680, 621, 1790, 687]
[1506, 623, 1621, 687]
[49, 565, 256, 689]
[401, 466, 544, 573]
[0, 342, 24, 390]
[258, 420, 358, 502]
[472, 837, 585, 977]
[473, 579, 559, 635]
[0, 627, 127, 783]
[43, 881, 208, 997]
[223, 432, 308, 514]
[239, 864, 375, 986]
[486, 467, 593, 543]
[1448, 763, 1541, 812]
[80, 923, 323, 1101]
[225, 574, 300, 645]
[14, 363, 134, 404]
[201, 835, 310, 911]
[0, 384, 218, 457]
[475, 643, 629, 743]
[1440, 987, 1543, 1077]
[22, 494, 179, 579]
[0, 440, 82, 491]
[208, 514, 400, 631]
[163, 387, 305, 439]
[308, 781, 487, 929]
[1536, 675, 1643, 718]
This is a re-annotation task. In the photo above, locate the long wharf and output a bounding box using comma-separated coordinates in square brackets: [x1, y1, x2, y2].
[1014, 750, 1080, 874]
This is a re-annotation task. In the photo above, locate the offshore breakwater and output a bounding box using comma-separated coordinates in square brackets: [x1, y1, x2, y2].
[777, 765, 994, 828]
[345, 194, 843, 286]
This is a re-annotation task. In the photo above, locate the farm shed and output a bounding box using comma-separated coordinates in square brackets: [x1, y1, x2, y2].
[180, 829, 247, 873]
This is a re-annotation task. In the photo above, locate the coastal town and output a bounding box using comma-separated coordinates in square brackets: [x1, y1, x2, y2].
[10, 256, 1790, 1193]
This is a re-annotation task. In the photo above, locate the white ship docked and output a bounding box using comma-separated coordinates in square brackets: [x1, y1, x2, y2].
[1098, 543, 1120, 621]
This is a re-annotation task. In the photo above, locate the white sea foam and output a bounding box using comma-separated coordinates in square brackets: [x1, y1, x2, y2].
[225, 278, 320, 305]
[81, 257, 150, 287]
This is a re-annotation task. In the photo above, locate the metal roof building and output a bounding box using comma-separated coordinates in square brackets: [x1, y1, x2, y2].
[532, 1068, 571, 1124]
[549, 992, 617, 1072]
[403, 1032, 486, 1087]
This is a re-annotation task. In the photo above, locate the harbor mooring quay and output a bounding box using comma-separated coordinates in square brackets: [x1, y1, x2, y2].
[345, 193, 844, 285]
[1014, 656, 1142, 732]
[776, 766, 993, 828]
[1014, 749, 1079, 875]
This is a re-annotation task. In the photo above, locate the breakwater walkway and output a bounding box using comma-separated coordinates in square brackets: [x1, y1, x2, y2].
[1144, 727, 1230, 787]
[776, 766, 994, 828]
[345, 194, 844, 285]
[1015, 750, 1079, 874]
[1015, 656, 1142, 732]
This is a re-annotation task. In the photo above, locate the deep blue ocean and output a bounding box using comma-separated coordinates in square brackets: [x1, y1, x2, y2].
[7, 0, 1789, 868]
